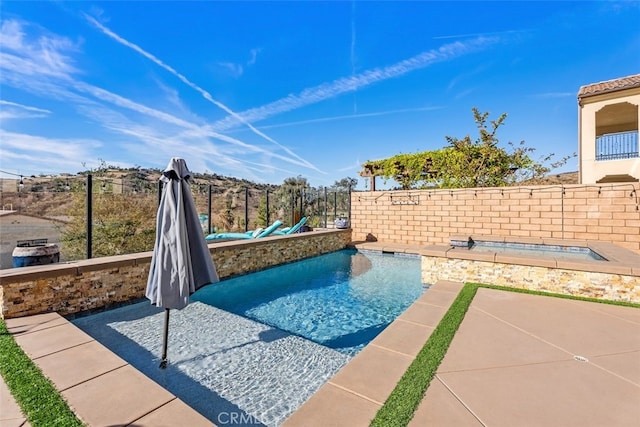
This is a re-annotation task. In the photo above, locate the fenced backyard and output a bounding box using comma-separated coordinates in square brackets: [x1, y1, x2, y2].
[0, 174, 352, 267]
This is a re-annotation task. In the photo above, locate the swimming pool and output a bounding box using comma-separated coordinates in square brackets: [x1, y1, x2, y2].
[451, 238, 606, 261]
[193, 249, 423, 355]
[73, 249, 424, 426]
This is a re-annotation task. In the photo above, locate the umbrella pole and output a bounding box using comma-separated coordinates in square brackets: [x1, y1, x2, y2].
[160, 308, 170, 369]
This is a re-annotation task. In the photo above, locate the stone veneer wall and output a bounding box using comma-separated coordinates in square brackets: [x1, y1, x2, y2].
[351, 183, 640, 254]
[422, 257, 640, 303]
[0, 230, 351, 319]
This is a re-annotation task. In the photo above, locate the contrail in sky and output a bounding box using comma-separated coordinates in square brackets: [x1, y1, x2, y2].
[84, 14, 321, 173]
[211, 36, 498, 132]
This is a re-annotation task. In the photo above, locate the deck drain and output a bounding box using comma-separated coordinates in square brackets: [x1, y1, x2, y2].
[574, 355, 589, 363]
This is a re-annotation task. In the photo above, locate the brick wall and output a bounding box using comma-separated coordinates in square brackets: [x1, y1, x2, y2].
[0, 230, 351, 319]
[351, 183, 640, 254]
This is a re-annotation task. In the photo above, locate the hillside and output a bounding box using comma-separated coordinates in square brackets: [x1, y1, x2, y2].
[520, 171, 578, 186]
[0, 168, 278, 228]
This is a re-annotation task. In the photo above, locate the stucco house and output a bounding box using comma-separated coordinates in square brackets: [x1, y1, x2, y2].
[578, 74, 640, 184]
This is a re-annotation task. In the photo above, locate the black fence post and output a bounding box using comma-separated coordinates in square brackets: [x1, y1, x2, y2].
[348, 184, 352, 226]
[290, 189, 295, 227]
[299, 187, 304, 220]
[266, 190, 270, 225]
[86, 174, 92, 259]
[208, 185, 212, 234]
[316, 188, 321, 225]
[244, 187, 249, 232]
[333, 191, 337, 221]
[323, 187, 328, 228]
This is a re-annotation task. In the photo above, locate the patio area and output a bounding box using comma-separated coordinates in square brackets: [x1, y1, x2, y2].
[3, 274, 639, 426]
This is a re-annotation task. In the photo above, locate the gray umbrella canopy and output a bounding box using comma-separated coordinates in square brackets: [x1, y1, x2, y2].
[146, 158, 219, 308]
[146, 158, 219, 367]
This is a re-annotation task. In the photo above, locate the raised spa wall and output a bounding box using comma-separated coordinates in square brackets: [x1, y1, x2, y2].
[0, 229, 352, 319]
[420, 235, 640, 303]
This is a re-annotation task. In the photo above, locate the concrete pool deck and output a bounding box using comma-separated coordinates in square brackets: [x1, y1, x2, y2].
[3, 251, 640, 426]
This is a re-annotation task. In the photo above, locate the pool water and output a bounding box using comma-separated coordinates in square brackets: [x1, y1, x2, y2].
[72, 249, 424, 426]
[452, 240, 606, 261]
[193, 249, 424, 355]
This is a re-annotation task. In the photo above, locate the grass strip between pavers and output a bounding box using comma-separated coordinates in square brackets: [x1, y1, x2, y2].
[0, 319, 84, 427]
[371, 282, 479, 427]
[370, 282, 640, 427]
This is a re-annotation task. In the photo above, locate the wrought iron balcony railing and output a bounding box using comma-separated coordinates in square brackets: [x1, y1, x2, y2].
[596, 130, 639, 161]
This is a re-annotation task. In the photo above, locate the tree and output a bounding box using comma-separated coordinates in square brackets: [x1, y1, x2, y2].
[361, 108, 572, 189]
[61, 193, 157, 260]
[333, 177, 358, 190]
[435, 108, 535, 188]
[257, 195, 268, 227]
[272, 176, 309, 226]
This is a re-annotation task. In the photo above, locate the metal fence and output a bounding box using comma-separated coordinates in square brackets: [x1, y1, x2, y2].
[596, 130, 639, 161]
[0, 174, 351, 262]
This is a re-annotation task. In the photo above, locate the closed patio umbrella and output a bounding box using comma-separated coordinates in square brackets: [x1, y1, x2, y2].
[146, 158, 219, 368]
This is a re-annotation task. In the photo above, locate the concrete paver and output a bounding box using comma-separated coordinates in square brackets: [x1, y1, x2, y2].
[124, 397, 214, 427]
[415, 288, 460, 307]
[409, 377, 483, 427]
[398, 301, 448, 327]
[61, 365, 176, 426]
[283, 383, 380, 427]
[591, 351, 640, 385]
[329, 344, 413, 404]
[32, 340, 127, 391]
[4, 312, 67, 336]
[12, 323, 93, 359]
[370, 319, 433, 357]
[572, 299, 640, 324]
[438, 359, 640, 427]
[471, 288, 640, 356]
[438, 309, 573, 373]
[429, 287, 640, 427]
[0, 375, 30, 427]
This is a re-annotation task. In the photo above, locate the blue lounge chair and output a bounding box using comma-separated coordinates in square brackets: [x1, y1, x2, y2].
[205, 220, 283, 241]
[272, 217, 307, 235]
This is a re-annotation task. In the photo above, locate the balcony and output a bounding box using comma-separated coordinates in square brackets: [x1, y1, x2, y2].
[596, 130, 639, 161]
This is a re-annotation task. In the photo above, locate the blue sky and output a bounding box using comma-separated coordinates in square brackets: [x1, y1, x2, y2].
[1, 1, 639, 188]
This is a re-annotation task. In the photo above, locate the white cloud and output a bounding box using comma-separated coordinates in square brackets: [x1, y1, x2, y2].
[433, 29, 527, 40]
[0, 100, 51, 114]
[0, 19, 79, 78]
[0, 18, 317, 179]
[256, 106, 443, 130]
[210, 37, 498, 132]
[247, 48, 260, 66]
[0, 100, 52, 119]
[84, 14, 321, 173]
[0, 129, 103, 175]
[454, 88, 474, 100]
[218, 62, 244, 78]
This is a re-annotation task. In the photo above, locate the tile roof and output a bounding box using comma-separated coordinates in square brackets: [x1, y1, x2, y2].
[578, 74, 640, 98]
